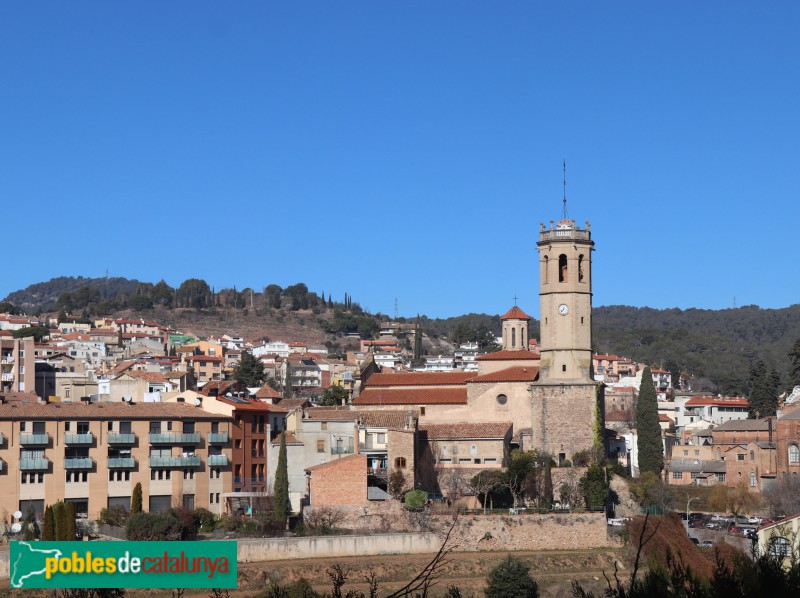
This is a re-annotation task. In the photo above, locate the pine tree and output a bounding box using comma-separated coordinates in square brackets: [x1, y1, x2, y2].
[636, 367, 664, 477]
[131, 482, 143, 514]
[42, 504, 55, 541]
[274, 432, 289, 529]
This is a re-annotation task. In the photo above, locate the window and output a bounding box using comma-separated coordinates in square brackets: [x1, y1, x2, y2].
[317, 440, 325, 453]
[716, 473, 726, 482]
[558, 254, 568, 282]
[511, 328, 516, 349]
[420, 407, 425, 416]
[377, 433, 386, 444]
[394, 457, 406, 469]
[769, 537, 792, 558]
[750, 451, 755, 461]
[321, 422, 327, 431]
[750, 472, 757, 488]
[737, 453, 745, 461]
[690, 472, 700, 480]
[578, 254, 585, 282]
[789, 444, 799, 464]
[496, 394, 508, 405]
[673, 472, 683, 480]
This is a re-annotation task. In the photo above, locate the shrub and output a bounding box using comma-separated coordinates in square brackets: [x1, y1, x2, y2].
[194, 507, 217, 532]
[167, 507, 199, 539]
[485, 555, 539, 597]
[403, 490, 428, 512]
[125, 512, 183, 541]
[98, 505, 129, 528]
[215, 514, 241, 532]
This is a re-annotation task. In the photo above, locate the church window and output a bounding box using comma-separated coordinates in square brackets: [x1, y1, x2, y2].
[750, 450, 755, 461]
[543, 256, 549, 284]
[750, 472, 756, 487]
[496, 394, 508, 405]
[789, 444, 799, 464]
[522, 328, 526, 347]
[511, 329, 516, 349]
[578, 254, 585, 282]
[558, 254, 568, 282]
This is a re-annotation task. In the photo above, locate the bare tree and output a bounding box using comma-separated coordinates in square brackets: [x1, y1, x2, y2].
[763, 475, 800, 518]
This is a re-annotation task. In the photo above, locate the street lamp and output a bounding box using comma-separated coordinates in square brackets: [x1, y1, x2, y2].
[685, 493, 699, 533]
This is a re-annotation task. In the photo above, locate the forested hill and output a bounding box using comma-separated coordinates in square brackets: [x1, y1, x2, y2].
[592, 304, 800, 394]
[4, 277, 799, 393]
[4, 276, 144, 312]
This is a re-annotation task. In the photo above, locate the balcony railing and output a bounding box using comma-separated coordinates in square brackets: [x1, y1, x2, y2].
[107, 457, 136, 468]
[20, 433, 50, 446]
[331, 446, 355, 455]
[107, 433, 136, 444]
[149, 456, 202, 467]
[2, 373, 15, 382]
[65, 457, 94, 469]
[64, 432, 94, 445]
[0, 356, 14, 364]
[207, 454, 229, 466]
[207, 432, 229, 444]
[20, 458, 50, 470]
[149, 433, 201, 445]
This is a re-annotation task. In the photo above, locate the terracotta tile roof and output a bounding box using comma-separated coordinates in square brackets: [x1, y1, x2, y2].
[500, 306, 531, 321]
[594, 354, 620, 361]
[420, 421, 512, 440]
[305, 452, 365, 473]
[255, 383, 283, 400]
[476, 349, 540, 362]
[110, 360, 137, 376]
[353, 387, 468, 406]
[469, 366, 539, 383]
[659, 414, 674, 423]
[122, 371, 169, 383]
[270, 432, 303, 445]
[713, 418, 772, 431]
[365, 372, 475, 387]
[304, 408, 416, 430]
[685, 396, 749, 408]
[0, 400, 231, 420]
[215, 396, 288, 413]
[275, 398, 310, 410]
[0, 391, 40, 403]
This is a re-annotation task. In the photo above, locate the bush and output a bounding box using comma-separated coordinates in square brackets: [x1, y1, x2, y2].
[403, 490, 428, 512]
[485, 555, 539, 597]
[215, 514, 242, 532]
[194, 507, 217, 532]
[167, 506, 200, 539]
[125, 512, 183, 541]
[98, 505, 129, 528]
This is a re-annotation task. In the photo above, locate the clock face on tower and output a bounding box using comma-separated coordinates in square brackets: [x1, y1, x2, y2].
[558, 304, 569, 315]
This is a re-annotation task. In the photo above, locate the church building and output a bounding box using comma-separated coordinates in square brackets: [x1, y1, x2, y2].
[351, 212, 604, 481]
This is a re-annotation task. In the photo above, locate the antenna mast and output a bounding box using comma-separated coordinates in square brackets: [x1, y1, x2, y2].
[562, 159, 569, 220]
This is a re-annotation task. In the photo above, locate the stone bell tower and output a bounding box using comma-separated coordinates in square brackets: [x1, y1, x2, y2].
[530, 184, 603, 464]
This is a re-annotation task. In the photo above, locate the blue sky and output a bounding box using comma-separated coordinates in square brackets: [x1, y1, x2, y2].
[2, 2, 799, 319]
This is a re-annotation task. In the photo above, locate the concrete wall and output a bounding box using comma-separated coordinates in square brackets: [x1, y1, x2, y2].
[237, 532, 440, 562]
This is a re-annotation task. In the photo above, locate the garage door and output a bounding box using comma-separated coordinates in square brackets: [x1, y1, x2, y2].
[149, 495, 172, 513]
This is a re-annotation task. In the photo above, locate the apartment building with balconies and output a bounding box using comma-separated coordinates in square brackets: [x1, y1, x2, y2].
[0, 399, 233, 520]
[1, 337, 34, 393]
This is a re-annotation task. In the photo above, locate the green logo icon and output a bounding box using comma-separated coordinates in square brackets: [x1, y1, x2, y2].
[10, 541, 237, 589]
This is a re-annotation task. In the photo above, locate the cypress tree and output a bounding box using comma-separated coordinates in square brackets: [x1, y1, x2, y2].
[274, 431, 289, 529]
[789, 338, 800, 391]
[131, 482, 143, 514]
[65, 502, 77, 540]
[636, 366, 663, 477]
[54, 501, 67, 541]
[749, 361, 768, 418]
[42, 505, 55, 541]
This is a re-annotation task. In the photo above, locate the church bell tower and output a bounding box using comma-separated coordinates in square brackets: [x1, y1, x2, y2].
[536, 218, 594, 382]
[529, 170, 602, 463]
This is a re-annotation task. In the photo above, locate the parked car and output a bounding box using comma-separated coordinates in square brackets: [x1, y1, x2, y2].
[748, 516, 762, 525]
[689, 537, 699, 545]
[699, 541, 715, 548]
[706, 522, 720, 529]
